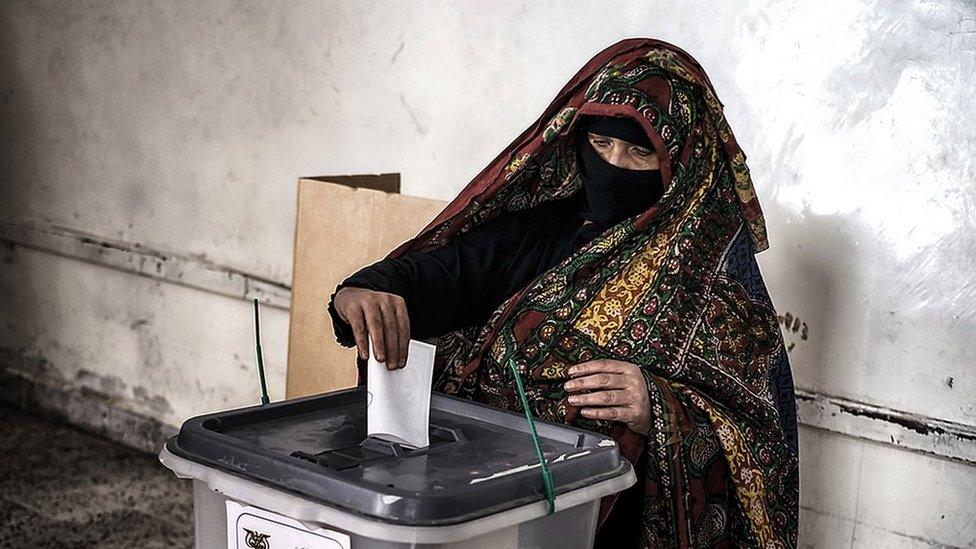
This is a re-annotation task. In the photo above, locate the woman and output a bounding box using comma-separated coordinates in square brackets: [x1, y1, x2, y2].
[329, 38, 799, 548]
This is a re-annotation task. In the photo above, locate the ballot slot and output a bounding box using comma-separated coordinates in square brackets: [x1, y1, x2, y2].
[290, 424, 466, 471]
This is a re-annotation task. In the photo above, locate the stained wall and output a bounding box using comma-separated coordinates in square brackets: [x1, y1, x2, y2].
[1, 1, 973, 546]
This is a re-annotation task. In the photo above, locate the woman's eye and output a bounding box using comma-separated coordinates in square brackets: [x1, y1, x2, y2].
[592, 139, 610, 147]
[632, 148, 652, 157]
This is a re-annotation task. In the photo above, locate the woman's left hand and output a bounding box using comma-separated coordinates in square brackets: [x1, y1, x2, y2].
[564, 359, 651, 436]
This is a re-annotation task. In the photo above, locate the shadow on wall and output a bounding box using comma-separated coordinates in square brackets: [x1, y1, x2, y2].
[774, 204, 973, 421]
[0, 8, 45, 406]
[0, 10, 37, 224]
[0, 17, 178, 452]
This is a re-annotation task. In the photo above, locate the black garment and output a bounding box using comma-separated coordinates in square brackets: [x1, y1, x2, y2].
[594, 444, 648, 549]
[326, 191, 599, 347]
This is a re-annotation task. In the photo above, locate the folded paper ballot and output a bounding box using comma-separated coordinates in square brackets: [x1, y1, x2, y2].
[366, 334, 437, 449]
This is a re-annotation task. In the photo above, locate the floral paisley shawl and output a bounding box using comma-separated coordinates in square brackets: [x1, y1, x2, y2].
[371, 38, 799, 547]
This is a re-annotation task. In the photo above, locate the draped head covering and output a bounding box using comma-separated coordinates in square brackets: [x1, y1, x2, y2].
[368, 38, 798, 547]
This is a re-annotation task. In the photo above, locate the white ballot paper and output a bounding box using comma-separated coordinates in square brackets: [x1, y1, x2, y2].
[366, 334, 437, 449]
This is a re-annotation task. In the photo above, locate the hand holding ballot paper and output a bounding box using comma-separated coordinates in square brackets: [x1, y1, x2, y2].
[366, 333, 437, 449]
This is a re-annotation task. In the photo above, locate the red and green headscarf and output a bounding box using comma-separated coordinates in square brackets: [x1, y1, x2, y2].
[378, 37, 798, 548]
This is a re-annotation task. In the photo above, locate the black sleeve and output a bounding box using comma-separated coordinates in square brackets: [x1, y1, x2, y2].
[326, 208, 534, 348]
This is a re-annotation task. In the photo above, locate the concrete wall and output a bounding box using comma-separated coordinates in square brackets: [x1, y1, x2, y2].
[1, 1, 973, 546]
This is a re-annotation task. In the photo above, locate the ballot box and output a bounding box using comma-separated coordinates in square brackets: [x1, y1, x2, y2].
[159, 385, 635, 548]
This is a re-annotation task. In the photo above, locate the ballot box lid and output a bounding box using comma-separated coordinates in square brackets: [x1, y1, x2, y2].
[163, 385, 633, 526]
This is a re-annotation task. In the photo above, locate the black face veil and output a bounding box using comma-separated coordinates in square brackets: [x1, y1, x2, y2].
[575, 115, 665, 228]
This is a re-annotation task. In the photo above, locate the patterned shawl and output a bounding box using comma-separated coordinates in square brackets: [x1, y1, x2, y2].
[376, 38, 798, 547]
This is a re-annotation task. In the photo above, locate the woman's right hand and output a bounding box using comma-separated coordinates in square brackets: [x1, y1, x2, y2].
[333, 287, 411, 370]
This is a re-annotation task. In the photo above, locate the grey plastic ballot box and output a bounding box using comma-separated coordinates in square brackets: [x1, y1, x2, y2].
[159, 385, 636, 548]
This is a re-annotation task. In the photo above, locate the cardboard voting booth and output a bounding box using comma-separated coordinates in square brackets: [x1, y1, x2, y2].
[285, 174, 447, 398]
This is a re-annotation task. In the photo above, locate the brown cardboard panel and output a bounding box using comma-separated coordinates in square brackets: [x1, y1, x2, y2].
[286, 176, 447, 398]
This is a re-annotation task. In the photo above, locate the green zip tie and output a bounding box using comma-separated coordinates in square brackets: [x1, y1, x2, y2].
[252, 298, 270, 405]
[507, 357, 556, 515]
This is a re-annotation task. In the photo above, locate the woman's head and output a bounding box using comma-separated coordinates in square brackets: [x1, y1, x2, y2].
[574, 115, 665, 226]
